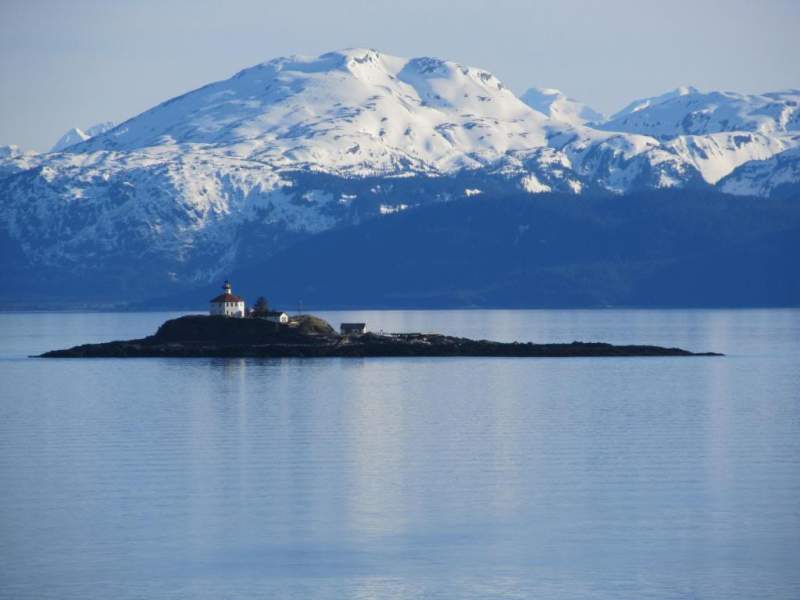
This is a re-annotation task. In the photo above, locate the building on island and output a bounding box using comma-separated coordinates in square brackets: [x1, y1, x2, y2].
[209, 280, 246, 318]
[266, 311, 289, 324]
[209, 281, 290, 323]
[248, 295, 289, 323]
[340, 322, 367, 335]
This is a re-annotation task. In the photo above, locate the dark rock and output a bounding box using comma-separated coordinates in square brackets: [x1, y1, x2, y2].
[37, 315, 722, 359]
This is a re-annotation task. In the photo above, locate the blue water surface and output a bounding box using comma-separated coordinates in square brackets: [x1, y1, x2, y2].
[1, 309, 798, 599]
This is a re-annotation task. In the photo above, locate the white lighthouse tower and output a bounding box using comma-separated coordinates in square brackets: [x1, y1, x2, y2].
[209, 280, 246, 317]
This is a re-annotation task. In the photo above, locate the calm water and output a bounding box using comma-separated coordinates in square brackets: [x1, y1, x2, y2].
[1, 309, 799, 599]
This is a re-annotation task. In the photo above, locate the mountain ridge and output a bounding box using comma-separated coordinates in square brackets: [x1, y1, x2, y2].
[0, 48, 797, 306]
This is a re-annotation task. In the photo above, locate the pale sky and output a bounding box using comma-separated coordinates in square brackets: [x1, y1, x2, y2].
[1, 0, 798, 151]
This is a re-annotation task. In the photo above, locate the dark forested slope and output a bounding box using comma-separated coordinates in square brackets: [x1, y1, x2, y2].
[166, 190, 800, 309]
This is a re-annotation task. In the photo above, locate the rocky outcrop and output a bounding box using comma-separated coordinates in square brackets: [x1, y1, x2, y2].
[38, 315, 720, 358]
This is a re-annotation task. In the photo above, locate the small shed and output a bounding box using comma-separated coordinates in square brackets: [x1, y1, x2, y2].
[340, 322, 367, 335]
[266, 311, 289, 324]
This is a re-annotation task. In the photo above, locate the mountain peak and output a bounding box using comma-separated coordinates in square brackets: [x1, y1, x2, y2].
[229, 48, 404, 85]
[674, 85, 701, 96]
[50, 127, 88, 152]
[50, 122, 115, 153]
[77, 48, 544, 172]
[520, 86, 603, 125]
[610, 86, 701, 120]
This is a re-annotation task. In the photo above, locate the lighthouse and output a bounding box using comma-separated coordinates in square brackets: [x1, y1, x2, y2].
[209, 280, 246, 317]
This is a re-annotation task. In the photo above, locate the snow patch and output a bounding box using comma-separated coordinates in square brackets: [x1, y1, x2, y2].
[379, 203, 409, 214]
[520, 174, 551, 194]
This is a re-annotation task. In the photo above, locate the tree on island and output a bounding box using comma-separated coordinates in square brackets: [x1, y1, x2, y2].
[252, 296, 269, 316]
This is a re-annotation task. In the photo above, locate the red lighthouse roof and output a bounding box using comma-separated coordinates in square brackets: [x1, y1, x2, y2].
[209, 292, 244, 303]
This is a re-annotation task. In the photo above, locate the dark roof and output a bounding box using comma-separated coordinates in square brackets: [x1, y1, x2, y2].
[210, 293, 244, 303]
[266, 311, 286, 317]
[341, 322, 366, 330]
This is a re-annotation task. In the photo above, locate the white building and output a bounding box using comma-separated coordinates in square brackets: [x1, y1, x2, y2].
[266, 311, 289, 324]
[209, 281, 246, 317]
[340, 322, 367, 335]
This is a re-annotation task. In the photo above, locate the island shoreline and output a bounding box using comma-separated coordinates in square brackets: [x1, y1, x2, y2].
[37, 315, 722, 359]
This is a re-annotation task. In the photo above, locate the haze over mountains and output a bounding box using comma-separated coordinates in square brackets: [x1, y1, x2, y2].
[0, 48, 798, 307]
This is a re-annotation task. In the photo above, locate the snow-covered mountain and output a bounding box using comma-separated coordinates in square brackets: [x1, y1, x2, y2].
[607, 86, 701, 122]
[600, 87, 800, 139]
[0, 144, 40, 179]
[54, 50, 709, 185]
[520, 87, 603, 126]
[594, 86, 800, 184]
[50, 121, 115, 152]
[0, 48, 797, 304]
[76, 50, 557, 173]
[719, 145, 800, 198]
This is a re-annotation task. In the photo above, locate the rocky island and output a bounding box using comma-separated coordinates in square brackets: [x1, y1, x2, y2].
[38, 314, 721, 359]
